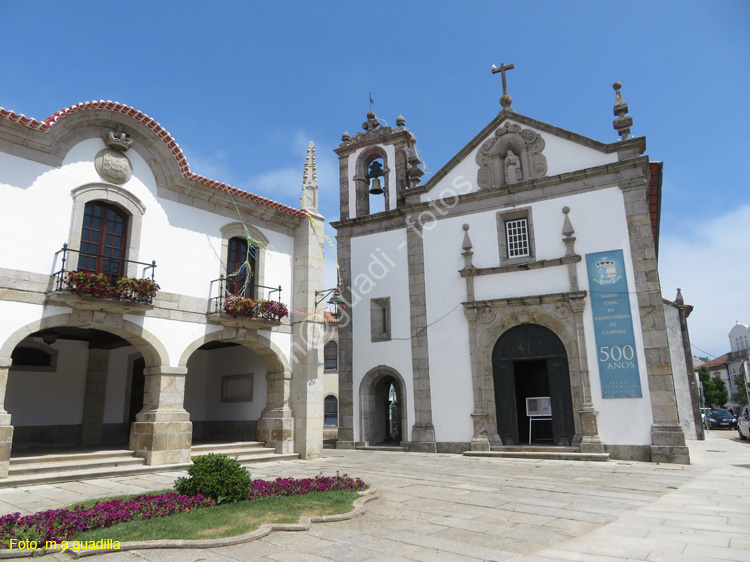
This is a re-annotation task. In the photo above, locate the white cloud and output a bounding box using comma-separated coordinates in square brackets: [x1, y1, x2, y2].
[658, 205, 750, 358]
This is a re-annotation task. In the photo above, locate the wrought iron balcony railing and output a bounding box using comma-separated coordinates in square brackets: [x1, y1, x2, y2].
[209, 275, 286, 321]
[52, 243, 158, 303]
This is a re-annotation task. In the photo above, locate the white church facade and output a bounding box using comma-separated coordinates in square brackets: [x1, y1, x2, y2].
[332, 79, 691, 464]
[0, 101, 327, 478]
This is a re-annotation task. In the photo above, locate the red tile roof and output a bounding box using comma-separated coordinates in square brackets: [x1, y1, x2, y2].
[323, 311, 340, 324]
[0, 101, 307, 218]
[701, 353, 729, 369]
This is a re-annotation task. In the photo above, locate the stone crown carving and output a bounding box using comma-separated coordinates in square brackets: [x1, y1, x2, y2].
[103, 125, 133, 152]
[476, 122, 547, 188]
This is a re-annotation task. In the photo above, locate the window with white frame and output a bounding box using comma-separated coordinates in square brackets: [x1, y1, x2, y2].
[505, 218, 530, 258]
[496, 207, 535, 264]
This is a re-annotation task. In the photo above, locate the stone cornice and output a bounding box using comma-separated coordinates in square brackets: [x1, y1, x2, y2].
[460, 255, 581, 277]
[462, 290, 588, 309]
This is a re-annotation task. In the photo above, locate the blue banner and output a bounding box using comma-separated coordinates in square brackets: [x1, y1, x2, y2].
[586, 250, 642, 398]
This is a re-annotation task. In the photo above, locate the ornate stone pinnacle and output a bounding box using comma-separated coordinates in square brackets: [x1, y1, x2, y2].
[612, 81, 633, 140]
[362, 111, 380, 132]
[341, 130, 350, 142]
[300, 141, 318, 212]
[103, 125, 132, 152]
[462, 223, 473, 251]
[396, 114, 406, 127]
[675, 288, 684, 305]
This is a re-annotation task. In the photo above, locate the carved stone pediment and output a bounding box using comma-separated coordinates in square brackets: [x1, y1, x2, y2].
[476, 122, 547, 188]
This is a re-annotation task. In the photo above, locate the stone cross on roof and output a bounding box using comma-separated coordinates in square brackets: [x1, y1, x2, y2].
[491, 62, 515, 111]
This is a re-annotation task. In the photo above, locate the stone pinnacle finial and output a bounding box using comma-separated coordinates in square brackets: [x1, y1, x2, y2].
[612, 81, 633, 140]
[341, 130, 350, 142]
[362, 111, 380, 132]
[675, 288, 684, 305]
[300, 141, 318, 212]
[462, 223, 473, 251]
[396, 114, 405, 127]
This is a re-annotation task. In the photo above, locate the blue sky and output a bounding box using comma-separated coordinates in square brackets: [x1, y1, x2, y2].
[2, 1, 748, 357]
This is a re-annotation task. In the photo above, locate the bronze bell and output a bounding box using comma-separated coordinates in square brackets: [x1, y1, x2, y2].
[369, 177, 384, 195]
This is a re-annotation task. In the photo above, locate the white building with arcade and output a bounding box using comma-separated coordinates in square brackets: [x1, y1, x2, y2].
[0, 101, 326, 478]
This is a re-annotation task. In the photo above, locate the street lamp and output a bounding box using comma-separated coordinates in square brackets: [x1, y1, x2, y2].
[315, 288, 345, 319]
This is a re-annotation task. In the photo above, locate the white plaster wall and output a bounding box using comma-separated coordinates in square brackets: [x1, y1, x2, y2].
[6, 339, 89, 425]
[419, 119, 617, 203]
[573, 188, 654, 445]
[184, 346, 267, 421]
[417, 185, 654, 445]
[663, 304, 698, 439]
[729, 323, 749, 352]
[421, 215, 474, 442]
[102, 346, 139, 424]
[350, 229, 414, 441]
[0, 137, 296, 316]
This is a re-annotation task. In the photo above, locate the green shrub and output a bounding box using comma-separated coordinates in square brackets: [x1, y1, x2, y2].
[174, 453, 252, 504]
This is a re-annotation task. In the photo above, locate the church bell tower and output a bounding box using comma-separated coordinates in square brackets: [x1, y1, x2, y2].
[334, 111, 424, 219]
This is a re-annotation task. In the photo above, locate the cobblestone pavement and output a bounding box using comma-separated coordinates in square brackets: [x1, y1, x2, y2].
[1, 431, 748, 561]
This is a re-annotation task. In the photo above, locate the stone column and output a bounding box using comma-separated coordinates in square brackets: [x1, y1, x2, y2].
[406, 224, 436, 452]
[290, 211, 325, 459]
[0, 358, 13, 478]
[129, 366, 192, 465]
[81, 349, 109, 446]
[621, 179, 689, 464]
[570, 300, 605, 454]
[257, 372, 294, 453]
[335, 235, 355, 449]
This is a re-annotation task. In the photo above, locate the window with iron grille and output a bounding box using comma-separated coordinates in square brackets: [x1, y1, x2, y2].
[505, 218, 530, 258]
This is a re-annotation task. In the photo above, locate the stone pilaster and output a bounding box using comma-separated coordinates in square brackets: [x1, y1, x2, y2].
[621, 179, 689, 464]
[81, 349, 109, 446]
[0, 358, 13, 478]
[335, 235, 355, 449]
[406, 224, 436, 452]
[290, 210, 325, 459]
[257, 371, 294, 453]
[129, 366, 192, 465]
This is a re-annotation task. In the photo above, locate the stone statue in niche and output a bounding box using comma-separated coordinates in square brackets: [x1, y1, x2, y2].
[504, 147, 522, 184]
[475, 122, 547, 189]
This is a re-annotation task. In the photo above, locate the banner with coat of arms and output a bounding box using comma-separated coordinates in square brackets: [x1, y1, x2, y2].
[585, 249, 643, 399]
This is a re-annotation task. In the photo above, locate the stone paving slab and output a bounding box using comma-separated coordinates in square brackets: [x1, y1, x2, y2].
[2, 432, 749, 561]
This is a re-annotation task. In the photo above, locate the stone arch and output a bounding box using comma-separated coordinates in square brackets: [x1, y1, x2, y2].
[0, 312, 169, 370]
[177, 328, 290, 375]
[359, 365, 408, 445]
[68, 183, 147, 278]
[354, 146, 389, 216]
[471, 298, 587, 446]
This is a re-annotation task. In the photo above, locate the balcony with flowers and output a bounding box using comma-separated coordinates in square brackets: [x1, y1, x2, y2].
[46, 243, 158, 314]
[207, 274, 289, 329]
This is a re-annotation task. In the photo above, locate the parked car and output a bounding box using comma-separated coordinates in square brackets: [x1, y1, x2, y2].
[738, 406, 750, 441]
[708, 409, 738, 430]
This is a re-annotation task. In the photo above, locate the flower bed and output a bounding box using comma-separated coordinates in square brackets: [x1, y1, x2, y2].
[0, 492, 211, 548]
[0, 475, 365, 548]
[64, 270, 160, 303]
[246, 473, 366, 500]
[223, 296, 289, 321]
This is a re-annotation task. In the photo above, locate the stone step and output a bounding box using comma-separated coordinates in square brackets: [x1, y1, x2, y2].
[490, 446, 580, 453]
[191, 441, 266, 453]
[9, 456, 145, 477]
[191, 446, 276, 458]
[465, 450, 610, 462]
[10, 449, 136, 465]
[356, 446, 411, 452]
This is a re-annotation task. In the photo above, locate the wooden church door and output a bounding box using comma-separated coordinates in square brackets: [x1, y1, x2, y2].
[492, 324, 575, 446]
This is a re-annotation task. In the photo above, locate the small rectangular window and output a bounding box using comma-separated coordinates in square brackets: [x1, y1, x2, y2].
[506, 218, 530, 258]
[370, 297, 391, 342]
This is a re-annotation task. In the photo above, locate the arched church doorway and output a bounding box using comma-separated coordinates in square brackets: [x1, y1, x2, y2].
[359, 367, 406, 446]
[492, 324, 575, 446]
